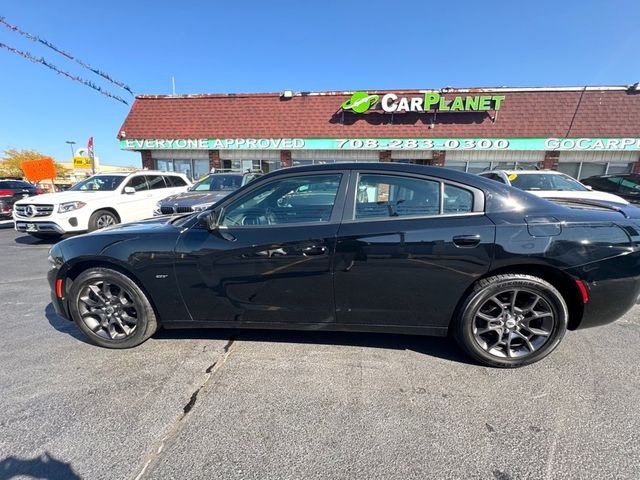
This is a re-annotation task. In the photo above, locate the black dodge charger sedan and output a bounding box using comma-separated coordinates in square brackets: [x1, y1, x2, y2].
[47, 163, 640, 367]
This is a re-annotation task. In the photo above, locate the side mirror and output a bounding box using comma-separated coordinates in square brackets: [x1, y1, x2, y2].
[123, 186, 136, 194]
[198, 209, 221, 231]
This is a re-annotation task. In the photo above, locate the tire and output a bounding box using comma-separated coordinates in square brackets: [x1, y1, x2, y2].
[88, 209, 119, 231]
[452, 274, 568, 368]
[68, 267, 158, 349]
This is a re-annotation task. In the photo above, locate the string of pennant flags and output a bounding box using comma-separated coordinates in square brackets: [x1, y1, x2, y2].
[0, 16, 134, 95]
[0, 42, 129, 105]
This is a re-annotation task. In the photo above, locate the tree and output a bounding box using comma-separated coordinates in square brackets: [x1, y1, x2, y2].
[0, 149, 71, 178]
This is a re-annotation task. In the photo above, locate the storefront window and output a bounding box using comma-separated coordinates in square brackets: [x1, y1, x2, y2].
[193, 159, 209, 180]
[557, 162, 632, 180]
[154, 158, 210, 181]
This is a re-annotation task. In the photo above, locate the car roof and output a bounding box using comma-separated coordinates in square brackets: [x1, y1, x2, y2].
[269, 162, 483, 183]
[92, 170, 187, 177]
[585, 173, 638, 179]
[484, 169, 565, 175]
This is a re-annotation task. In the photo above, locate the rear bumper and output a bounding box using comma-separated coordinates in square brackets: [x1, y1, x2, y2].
[568, 252, 640, 329]
[47, 268, 71, 321]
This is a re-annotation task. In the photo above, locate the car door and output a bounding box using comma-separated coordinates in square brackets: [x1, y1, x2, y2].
[173, 170, 349, 325]
[117, 175, 152, 222]
[333, 171, 495, 332]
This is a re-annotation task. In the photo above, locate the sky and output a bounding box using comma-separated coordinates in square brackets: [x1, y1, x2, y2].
[1, 0, 639, 167]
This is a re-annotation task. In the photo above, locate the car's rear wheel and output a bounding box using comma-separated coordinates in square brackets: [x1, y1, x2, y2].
[88, 209, 119, 231]
[453, 274, 568, 368]
[68, 268, 157, 348]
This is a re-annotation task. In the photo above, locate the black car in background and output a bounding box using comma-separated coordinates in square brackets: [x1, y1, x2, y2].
[155, 170, 260, 215]
[582, 174, 640, 204]
[0, 178, 42, 219]
[48, 163, 640, 368]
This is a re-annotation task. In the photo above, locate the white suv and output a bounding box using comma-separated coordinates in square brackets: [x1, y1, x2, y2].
[13, 171, 191, 238]
[478, 169, 629, 205]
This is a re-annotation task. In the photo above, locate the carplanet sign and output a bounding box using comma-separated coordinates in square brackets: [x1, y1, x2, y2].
[340, 91, 506, 114]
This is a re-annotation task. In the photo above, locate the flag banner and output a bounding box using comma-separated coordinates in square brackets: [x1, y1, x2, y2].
[0, 42, 128, 105]
[0, 16, 134, 95]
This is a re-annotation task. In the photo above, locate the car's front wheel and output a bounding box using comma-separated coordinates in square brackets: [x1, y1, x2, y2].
[453, 274, 568, 368]
[88, 209, 119, 231]
[68, 268, 158, 348]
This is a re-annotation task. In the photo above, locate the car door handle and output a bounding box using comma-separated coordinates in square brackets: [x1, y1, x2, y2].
[452, 234, 481, 248]
[302, 245, 327, 256]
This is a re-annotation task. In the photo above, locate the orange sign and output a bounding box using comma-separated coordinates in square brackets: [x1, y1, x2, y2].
[21, 157, 57, 182]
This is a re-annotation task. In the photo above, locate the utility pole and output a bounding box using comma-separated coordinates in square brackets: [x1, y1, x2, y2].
[65, 140, 76, 158]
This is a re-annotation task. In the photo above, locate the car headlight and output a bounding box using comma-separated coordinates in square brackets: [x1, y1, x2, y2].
[48, 244, 63, 269]
[58, 201, 86, 213]
[192, 203, 213, 212]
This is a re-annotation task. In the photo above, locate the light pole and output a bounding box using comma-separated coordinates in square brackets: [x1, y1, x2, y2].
[65, 140, 76, 158]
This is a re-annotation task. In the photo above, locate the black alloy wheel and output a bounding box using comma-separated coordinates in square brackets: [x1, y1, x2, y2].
[453, 274, 568, 368]
[68, 268, 157, 348]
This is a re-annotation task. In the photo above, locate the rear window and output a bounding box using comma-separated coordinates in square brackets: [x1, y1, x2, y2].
[164, 175, 187, 187]
[510, 173, 587, 192]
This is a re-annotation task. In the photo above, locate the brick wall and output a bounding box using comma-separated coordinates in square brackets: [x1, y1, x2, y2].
[208, 150, 221, 171]
[140, 151, 153, 169]
[543, 151, 560, 170]
[430, 150, 446, 167]
[281, 150, 292, 168]
[379, 151, 392, 162]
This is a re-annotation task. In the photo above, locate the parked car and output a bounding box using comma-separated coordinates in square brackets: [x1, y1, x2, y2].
[48, 163, 640, 367]
[581, 174, 640, 205]
[154, 170, 261, 216]
[0, 178, 42, 219]
[14, 171, 190, 238]
[478, 169, 628, 205]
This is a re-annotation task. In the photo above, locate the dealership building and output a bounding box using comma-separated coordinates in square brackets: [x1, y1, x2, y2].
[118, 85, 640, 181]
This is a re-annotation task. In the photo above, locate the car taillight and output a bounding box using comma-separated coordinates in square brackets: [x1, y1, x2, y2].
[576, 279, 589, 304]
[0, 189, 13, 196]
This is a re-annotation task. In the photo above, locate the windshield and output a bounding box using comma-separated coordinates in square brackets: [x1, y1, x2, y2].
[70, 175, 126, 191]
[191, 174, 242, 192]
[510, 173, 587, 192]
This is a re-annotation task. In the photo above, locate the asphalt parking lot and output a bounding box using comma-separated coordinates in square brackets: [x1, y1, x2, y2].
[1, 223, 639, 479]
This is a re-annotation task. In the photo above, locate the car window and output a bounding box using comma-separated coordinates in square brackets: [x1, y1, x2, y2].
[481, 173, 506, 184]
[355, 174, 440, 219]
[125, 176, 149, 192]
[71, 175, 125, 191]
[164, 175, 187, 187]
[220, 174, 342, 226]
[583, 176, 620, 191]
[618, 177, 640, 194]
[192, 174, 243, 192]
[509, 173, 587, 191]
[146, 175, 167, 190]
[444, 184, 473, 213]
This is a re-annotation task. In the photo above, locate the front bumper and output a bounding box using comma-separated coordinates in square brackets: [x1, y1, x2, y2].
[15, 221, 66, 234]
[47, 268, 71, 321]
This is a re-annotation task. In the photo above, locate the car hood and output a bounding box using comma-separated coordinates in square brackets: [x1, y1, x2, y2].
[159, 190, 231, 206]
[15, 190, 114, 205]
[93, 215, 182, 235]
[528, 190, 629, 205]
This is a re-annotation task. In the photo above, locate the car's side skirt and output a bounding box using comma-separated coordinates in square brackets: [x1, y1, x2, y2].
[161, 321, 449, 337]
